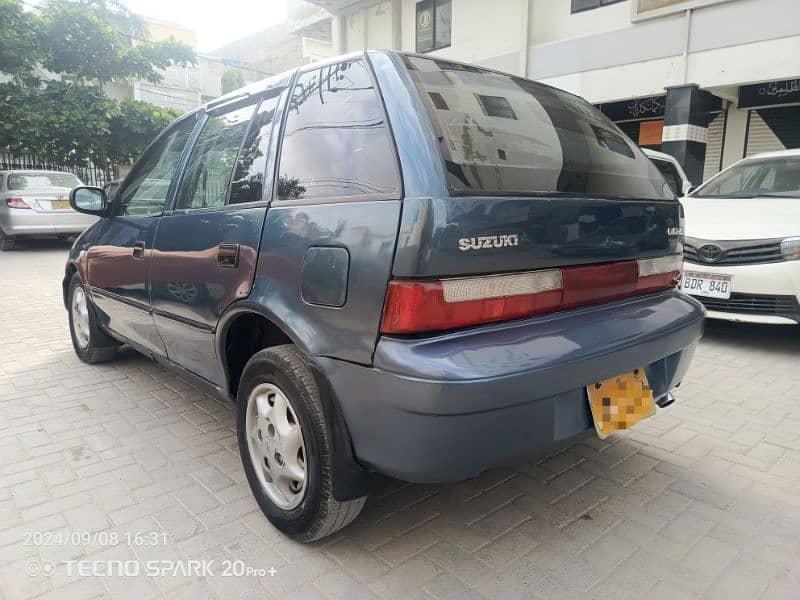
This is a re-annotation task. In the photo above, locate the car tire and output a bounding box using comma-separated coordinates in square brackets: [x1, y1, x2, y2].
[236, 345, 366, 542]
[0, 231, 16, 251]
[67, 273, 121, 364]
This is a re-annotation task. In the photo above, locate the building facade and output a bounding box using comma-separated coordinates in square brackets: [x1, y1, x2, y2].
[105, 17, 202, 113]
[302, 0, 800, 185]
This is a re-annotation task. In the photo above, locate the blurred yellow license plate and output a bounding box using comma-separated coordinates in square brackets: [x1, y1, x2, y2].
[587, 369, 655, 439]
[51, 199, 70, 210]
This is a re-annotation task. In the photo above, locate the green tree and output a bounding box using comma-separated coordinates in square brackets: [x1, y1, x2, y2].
[0, 0, 195, 177]
[40, 0, 195, 87]
[221, 68, 246, 95]
[0, 0, 42, 82]
[108, 99, 182, 165]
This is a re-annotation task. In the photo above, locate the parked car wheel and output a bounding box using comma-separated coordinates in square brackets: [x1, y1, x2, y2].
[67, 273, 121, 363]
[237, 345, 366, 542]
[0, 231, 15, 251]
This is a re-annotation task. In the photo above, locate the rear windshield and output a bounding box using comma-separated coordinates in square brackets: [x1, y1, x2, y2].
[403, 56, 670, 200]
[7, 172, 82, 190]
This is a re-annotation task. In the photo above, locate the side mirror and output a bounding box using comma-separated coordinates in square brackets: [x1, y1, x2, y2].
[70, 186, 109, 217]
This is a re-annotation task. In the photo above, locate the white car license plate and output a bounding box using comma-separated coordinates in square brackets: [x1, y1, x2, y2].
[681, 272, 732, 299]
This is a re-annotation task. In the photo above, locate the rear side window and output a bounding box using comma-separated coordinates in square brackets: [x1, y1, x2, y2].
[276, 60, 400, 201]
[174, 102, 257, 211]
[403, 55, 670, 200]
[651, 158, 682, 196]
[228, 92, 282, 205]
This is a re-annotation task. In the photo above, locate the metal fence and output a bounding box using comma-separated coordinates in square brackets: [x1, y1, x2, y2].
[0, 152, 117, 186]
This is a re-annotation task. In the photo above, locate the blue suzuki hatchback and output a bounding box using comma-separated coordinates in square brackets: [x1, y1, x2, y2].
[65, 52, 704, 540]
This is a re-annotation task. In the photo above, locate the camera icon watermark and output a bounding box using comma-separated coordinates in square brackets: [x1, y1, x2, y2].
[25, 560, 55, 577]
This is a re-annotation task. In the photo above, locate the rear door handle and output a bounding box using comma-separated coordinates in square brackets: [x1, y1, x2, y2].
[218, 243, 240, 268]
[132, 241, 145, 261]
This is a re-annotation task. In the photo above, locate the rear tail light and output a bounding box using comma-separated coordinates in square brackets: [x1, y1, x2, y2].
[381, 254, 683, 334]
[5, 197, 30, 209]
[636, 254, 683, 292]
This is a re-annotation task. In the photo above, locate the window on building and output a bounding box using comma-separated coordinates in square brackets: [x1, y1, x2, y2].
[276, 60, 400, 201]
[416, 0, 451, 53]
[571, 0, 625, 14]
[174, 102, 257, 211]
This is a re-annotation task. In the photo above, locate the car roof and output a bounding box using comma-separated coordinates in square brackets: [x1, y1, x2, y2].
[641, 148, 692, 183]
[0, 169, 80, 176]
[641, 148, 677, 162]
[196, 50, 592, 116]
[741, 148, 800, 161]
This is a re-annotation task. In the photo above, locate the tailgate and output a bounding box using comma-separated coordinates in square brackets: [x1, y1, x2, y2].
[393, 195, 683, 278]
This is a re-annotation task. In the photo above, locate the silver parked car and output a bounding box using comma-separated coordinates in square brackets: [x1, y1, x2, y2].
[0, 170, 97, 250]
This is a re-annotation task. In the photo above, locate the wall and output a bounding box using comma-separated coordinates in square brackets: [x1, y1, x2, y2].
[344, 1, 393, 51]
[529, 0, 800, 102]
[329, 0, 799, 181]
[401, 0, 523, 72]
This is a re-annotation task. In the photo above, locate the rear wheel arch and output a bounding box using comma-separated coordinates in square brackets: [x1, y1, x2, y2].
[217, 306, 380, 501]
[63, 262, 79, 309]
[218, 308, 295, 399]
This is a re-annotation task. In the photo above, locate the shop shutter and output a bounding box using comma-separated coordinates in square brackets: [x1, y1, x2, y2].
[744, 110, 785, 157]
[702, 112, 725, 183]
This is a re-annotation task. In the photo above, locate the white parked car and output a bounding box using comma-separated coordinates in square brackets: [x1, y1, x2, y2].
[643, 148, 693, 196]
[680, 149, 800, 325]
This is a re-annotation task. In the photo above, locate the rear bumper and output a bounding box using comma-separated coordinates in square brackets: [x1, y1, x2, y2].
[318, 290, 704, 483]
[0, 209, 97, 236]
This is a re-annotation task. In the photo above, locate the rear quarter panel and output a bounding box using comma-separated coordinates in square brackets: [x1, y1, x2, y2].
[245, 200, 402, 364]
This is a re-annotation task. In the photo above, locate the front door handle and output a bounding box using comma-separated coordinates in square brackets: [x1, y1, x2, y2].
[218, 243, 240, 268]
[132, 241, 145, 261]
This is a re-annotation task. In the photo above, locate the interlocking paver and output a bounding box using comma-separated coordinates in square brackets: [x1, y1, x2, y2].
[1, 243, 800, 599]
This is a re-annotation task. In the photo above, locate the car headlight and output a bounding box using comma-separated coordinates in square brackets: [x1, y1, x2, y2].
[781, 237, 800, 261]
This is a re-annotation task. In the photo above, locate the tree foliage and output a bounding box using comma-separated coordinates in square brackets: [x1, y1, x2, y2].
[109, 99, 182, 165]
[0, 0, 194, 175]
[221, 68, 245, 95]
[0, 0, 42, 81]
[40, 0, 195, 86]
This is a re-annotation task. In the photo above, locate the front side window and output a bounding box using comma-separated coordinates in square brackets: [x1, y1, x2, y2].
[416, 0, 452, 53]
[693, 157, 800, 198]
[7, 172, 81, 190]
[174, 102, 256, 211]
[403, 55, 670, 199]
[116, 116, 197, 217]
[276, 60, 400, 201]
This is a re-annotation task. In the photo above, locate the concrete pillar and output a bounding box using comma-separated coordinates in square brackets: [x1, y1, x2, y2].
[332, 15, 347, 55]
[391, 0, 402, 50]
[661, 84, 721, 185]
[519, 0, 531, 77]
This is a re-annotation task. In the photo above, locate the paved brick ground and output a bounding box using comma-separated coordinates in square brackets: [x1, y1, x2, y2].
[1, 241, 799, 600]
